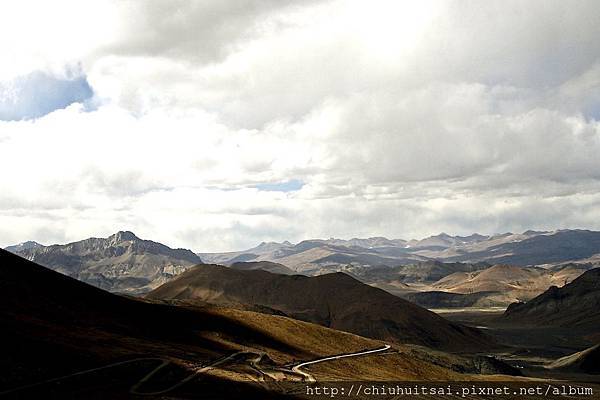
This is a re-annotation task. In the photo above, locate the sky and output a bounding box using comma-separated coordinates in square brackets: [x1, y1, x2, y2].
[1, 0, 600, 252]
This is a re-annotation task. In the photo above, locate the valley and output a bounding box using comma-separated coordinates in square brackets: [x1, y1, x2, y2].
[437, 269, 600, 384]
[3, 230, 600, 398]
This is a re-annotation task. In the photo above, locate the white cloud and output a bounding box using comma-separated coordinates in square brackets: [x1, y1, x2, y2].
[1, 0, 600, 250]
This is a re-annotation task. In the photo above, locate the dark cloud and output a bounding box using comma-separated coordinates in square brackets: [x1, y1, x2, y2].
[104, 0, 321, 63]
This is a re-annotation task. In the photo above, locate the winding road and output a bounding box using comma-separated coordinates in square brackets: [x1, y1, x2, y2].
[1, 345, 394, 396]
[291, 344, 392, 382]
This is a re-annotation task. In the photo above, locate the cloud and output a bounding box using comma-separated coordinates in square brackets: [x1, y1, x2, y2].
[308, 85, 600, 187]
[1, 1, 600, 250]
[103, 1, 318, 62]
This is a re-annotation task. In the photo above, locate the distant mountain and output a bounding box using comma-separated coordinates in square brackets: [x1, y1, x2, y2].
[402, 291, 506, 308]
[345, 261, 490, 297]
[14, 231, 202, 294]
[12, 229, 600, 295]
[407, 233, 490, 250]
[147, 264, 493, 351]
[4, 240, 44, 253]
[502, 268, 600, 330]
[435, 230, 600, 266]
[322, 237, 407, 248]
[200, 239, 427, 274]
[199, 233, 494, 272]
[199, 230, 600, 277]
[368, 260, 489, 283]
[430, 264, 587, 305]
[230, 261, 295, 275]
[198, 240, 294, 264]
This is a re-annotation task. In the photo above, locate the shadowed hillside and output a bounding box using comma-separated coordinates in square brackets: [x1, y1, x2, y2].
[402, 290, 506, 308]
[502, 268, 600, 330]
[0, 249, 288, 391]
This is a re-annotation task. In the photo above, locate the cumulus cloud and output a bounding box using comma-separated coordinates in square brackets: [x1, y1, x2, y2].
[1, 0, 600, 250]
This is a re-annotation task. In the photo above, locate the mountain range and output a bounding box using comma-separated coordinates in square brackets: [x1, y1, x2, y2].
[199, 229, 600, 274]
[6, 229, 600, 300]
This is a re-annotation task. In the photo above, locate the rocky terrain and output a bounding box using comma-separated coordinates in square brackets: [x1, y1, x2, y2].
[10, 231, 202, 293]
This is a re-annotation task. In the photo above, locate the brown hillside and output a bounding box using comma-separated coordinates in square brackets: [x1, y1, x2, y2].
[147, 264, 493, 351]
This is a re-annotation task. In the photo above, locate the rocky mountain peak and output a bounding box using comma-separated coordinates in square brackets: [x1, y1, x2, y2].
[10, 231, 202, 294]
[4, 241, 44, 253]
[109, 231, 140, 243]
